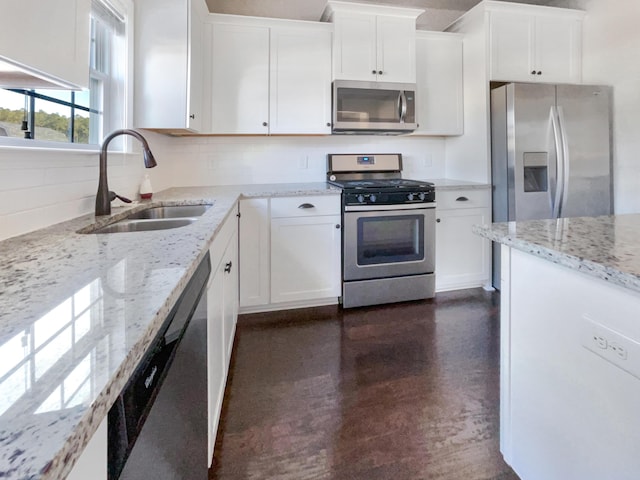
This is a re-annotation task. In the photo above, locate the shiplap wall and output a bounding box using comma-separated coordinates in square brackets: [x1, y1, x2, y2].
[0, 147, 144, 240]
[143, 133, 447, 191]
[0, 134, 446, 240]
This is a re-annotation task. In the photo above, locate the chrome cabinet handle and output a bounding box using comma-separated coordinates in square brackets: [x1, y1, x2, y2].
[455, 196, 469, 202]
[224, 261, 232, 273]
[298, 203, 315, 209]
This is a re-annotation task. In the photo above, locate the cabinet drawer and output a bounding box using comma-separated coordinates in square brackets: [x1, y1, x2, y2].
[437, 189, 490, 210]
[270, 195, 340, 218]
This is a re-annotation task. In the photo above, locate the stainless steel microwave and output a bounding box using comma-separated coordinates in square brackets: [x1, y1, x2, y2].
[332, 80, 418, 134]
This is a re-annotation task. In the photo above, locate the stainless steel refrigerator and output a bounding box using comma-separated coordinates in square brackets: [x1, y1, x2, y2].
[490, 82, 613, 287]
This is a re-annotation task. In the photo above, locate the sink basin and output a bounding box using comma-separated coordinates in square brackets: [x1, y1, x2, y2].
[91, 218, 197, 234]
[125, 204, 212, 220]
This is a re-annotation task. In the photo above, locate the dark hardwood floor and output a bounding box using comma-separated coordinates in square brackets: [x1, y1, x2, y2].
[209, 288, 520, 480]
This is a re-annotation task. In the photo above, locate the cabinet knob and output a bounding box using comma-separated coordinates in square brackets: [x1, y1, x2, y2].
[436, 218, 441, 223]
[335, 224, 341, 229]
[327, 122, 331, 127]
[262, 121, 268, 127]
[224, 261, 232, 273]
[537, 71, 542, 75]
[378, 70, 383, 75]
[189, 113, 195, 119]
[372, 70, 377, 75]
[531, 70, 537, 75]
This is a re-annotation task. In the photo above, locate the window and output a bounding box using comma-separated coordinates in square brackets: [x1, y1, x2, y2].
[0, 0, 126, 145]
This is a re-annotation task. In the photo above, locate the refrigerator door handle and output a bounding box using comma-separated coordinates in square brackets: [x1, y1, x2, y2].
[557, 106, 571, 217]
[550, 106, 564, 218]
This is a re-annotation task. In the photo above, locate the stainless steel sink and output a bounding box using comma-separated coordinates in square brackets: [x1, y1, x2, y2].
[91, 218, 197, 234]
[125, 204, 212, 220]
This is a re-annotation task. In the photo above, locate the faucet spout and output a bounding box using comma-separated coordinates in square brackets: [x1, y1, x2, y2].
[95, 129, 157, 216]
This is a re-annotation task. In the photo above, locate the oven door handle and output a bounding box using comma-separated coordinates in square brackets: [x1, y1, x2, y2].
[345, 203, 436, 212]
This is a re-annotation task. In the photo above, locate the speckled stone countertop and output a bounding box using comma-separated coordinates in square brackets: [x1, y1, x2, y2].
[425, 178, 491, 190]
[0, 183, 339, 480]
[474, 214, 640, 293]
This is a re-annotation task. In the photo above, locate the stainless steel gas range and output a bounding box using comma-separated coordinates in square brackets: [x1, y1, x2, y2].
[327, 153, 436, 308]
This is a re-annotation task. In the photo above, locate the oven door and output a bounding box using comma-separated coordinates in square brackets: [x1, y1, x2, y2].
[343, 204, 435, 281]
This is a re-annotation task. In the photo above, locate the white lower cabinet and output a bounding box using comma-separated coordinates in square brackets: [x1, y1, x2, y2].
[206, 209, 239, 462]
[239, 195, 342, 312]
[435, 188, 491, 291]
[271, 214, 341, 304]
[239, 198, 270, 308]
[66, 417, 107, 480]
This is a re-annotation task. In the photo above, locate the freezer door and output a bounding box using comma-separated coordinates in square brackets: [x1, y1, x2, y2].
[556, 85, 613, 217]
[508, 83, 557, 221]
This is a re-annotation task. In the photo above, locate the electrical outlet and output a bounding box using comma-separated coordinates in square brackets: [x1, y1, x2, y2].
[610, 342, 628, 360]
[592, 334, 608, 349]
[581, 315, 640, 379]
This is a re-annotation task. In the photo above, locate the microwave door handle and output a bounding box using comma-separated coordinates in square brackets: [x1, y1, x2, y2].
[399, 91, 407, 123]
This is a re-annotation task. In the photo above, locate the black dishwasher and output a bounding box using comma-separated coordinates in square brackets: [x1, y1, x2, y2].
[108, 253, 211, 480]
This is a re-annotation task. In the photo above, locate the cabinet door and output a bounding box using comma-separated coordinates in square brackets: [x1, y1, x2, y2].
[489, 10, 534, 82]
[534, 15, 582, 84]
[435, 207, 490, 291]
[239, 199, 270, 308]
[376, 16, 417, 83]
[206, 260, 225, 462]
[332, 13, 377, 81]
[222, 229, 239, 364]
[271, 215, 341, 303]
[187, 0, 204, 131]
[0, 0, 90, 89]
[414, 32, 463, 136]
[211, 23, 270, 134]
[269, 26, 332, 134]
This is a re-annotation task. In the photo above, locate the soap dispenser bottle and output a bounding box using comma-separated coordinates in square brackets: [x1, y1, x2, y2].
[140, 173, 153, 199]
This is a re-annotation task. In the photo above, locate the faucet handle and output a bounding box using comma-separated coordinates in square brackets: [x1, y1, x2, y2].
[109, 191, 133, 204]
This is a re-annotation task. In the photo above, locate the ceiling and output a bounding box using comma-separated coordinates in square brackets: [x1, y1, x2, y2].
[205, 0, 586, 30]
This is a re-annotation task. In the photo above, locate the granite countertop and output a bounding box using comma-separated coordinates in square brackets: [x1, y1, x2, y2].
[0, 183, 339, 480]
[474, 214, 640, 293]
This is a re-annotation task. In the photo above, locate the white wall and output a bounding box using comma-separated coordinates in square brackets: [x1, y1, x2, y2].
[142, 133, 447, 190]
[581, 0, 640, 214]
[0, 146, 144, 240]
[0, 134, 445, 240]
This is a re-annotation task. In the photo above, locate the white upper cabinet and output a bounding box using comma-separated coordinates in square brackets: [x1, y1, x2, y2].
[269, 26, 332, 134]
[134, 0, 207, 132]
[322, 1, 423, 83]
[413, 31, 463, 136]
[488, 3, 584, 84]
[0, 0, 90, 89]
[211, 22, 270, 134]
[210, 16, 332, 135]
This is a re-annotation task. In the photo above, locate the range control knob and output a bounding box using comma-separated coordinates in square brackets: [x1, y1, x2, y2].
[369, 194, 377, 203]
[418, 192, 426, 201]
[407, 193, 415, 201]
[357, 194, 365, 203]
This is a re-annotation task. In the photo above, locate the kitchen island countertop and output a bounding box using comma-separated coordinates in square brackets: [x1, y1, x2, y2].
[0, 183, 339, 480]
[474, 214, 640, 294]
